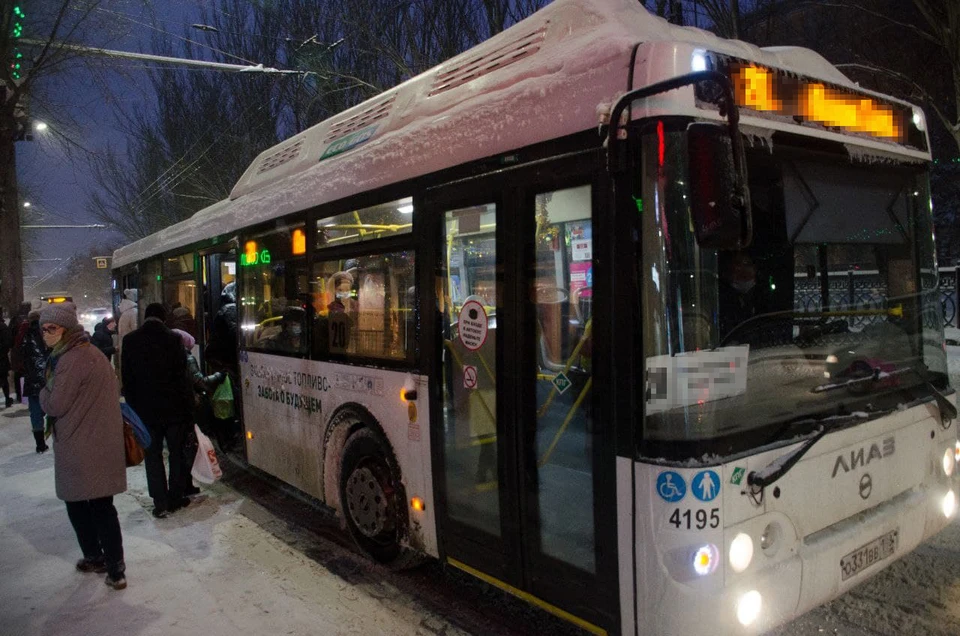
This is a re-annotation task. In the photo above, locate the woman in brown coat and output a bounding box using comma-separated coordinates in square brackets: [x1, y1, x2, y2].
[39, 302, 128, 590]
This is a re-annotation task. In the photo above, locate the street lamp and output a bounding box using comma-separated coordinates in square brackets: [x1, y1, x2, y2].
[33, 121, 47, 131]
[23, 201, 30, 208]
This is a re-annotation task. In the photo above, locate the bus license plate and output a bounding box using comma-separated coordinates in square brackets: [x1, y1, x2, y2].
[840, 529, 898, 581]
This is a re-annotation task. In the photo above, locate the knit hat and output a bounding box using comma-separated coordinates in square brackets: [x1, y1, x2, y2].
[39, 302, 79, 330]
[124, 288, 139, 303]
[171, 328, 195, 350]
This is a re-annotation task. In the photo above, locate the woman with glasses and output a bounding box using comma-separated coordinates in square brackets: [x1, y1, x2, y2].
[38, 302, 128, 590]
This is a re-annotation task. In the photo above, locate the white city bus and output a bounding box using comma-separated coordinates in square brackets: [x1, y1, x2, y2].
[111, 0, 958, 633]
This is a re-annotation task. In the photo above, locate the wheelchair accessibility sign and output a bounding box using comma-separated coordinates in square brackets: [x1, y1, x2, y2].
[656, 471, 686, 502]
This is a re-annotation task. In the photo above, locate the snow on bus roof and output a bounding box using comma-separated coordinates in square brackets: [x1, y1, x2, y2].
[112, 0, 907, 268]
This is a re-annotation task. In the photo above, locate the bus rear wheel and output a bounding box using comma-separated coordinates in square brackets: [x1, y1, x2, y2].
[339, 428, 406, 564]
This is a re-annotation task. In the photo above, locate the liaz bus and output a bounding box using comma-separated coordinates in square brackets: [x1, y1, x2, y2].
[111, 0, 958, 633]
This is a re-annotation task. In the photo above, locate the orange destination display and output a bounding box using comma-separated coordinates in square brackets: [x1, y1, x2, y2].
[726, 61, 923, 148]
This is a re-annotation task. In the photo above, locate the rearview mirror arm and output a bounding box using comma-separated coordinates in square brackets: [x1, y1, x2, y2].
[606, 70, 747, 205]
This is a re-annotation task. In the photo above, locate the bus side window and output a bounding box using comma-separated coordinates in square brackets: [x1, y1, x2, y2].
[311, 251, 416, 362]
[239, 220, 308, 355]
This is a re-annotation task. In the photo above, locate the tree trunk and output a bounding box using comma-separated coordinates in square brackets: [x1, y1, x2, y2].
[0, 127, 23, 317]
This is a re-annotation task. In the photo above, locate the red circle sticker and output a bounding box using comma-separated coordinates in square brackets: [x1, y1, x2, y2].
[458, 300, 488, 351]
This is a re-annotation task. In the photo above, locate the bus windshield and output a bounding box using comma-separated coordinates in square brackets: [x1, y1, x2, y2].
[639, 127, 949, 459]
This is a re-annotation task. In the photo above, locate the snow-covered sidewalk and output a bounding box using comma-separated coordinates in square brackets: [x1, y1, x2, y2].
[0, 405, 468, 636]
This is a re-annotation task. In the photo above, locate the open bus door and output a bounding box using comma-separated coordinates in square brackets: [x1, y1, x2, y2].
[424, 150, 619, 634]
[198, 248, 237, 368]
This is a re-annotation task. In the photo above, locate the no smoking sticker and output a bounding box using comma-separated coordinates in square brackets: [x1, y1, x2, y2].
[463, 365, 478, 390]
[458, 300, 488, 351]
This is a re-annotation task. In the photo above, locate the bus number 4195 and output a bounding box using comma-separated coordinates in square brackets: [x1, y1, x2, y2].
[669, 508, 720, 530]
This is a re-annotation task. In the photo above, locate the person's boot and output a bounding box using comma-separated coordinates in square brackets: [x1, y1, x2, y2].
[33, 431, 49, 453]
[4, 397, 13, 408]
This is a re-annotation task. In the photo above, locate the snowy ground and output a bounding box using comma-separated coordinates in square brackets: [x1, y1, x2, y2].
[0, 336, 957, 636]
[0, 405, 580, 636]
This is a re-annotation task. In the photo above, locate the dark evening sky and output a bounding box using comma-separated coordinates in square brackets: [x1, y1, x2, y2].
[17, 0, 207, 299]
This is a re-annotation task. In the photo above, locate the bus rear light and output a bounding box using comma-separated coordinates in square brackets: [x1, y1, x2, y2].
[729, 533, 754, 573]
[942, 490, 956, 519]
[411, 497, 425, 512]
[692, 544, 718, 576]
[246, 431, 254, 441]
[736, 590, 762, 626]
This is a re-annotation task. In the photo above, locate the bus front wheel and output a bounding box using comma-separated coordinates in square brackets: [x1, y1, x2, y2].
[339, 428, 405, 564]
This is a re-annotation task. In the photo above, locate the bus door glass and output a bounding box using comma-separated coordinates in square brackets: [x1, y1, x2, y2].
[440, 203, 501, 538]
[529, 184, 597, 574]
[432, 166, 614, 629]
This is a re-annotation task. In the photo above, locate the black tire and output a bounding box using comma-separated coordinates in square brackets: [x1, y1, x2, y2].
[339, 428, 419, 567]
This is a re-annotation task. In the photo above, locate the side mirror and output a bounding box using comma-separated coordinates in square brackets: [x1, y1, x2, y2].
[687, 123, 751, 249]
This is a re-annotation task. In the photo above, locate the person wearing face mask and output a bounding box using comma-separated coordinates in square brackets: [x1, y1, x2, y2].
[266, 306, 306, 354]
[717, 250, 759, 345]
[37, 302, 128, 590]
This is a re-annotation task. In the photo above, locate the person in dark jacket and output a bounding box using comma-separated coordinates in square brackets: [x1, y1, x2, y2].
[0, 308, 12, 408]
[172, 328, 224, 496]
[19, 310, 50, 452]
[38, 302, 127, 590]
[205, 282, 237, 371]
[121, 303, 194, 518]
[8, 301, 30, 402]
[91, 317, 117, 361]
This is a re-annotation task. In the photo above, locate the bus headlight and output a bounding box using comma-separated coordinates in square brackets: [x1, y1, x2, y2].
[942, 490, 957, 519]
[736, 590, 762, 626]
[692, 544, 719, 576]
[944, 448, 955, 477]
[729, 532, 754, 573]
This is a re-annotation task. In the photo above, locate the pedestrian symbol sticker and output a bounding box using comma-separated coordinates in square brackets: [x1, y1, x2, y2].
[552, 372, 572, 394]
[730, 467, 745, 486]
[463, 365, 478, 390]
[692, 470, 720, 502]
[656, 471, 686, 502]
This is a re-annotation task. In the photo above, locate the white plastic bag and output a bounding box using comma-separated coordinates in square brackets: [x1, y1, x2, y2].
[191, 424, 223, 484]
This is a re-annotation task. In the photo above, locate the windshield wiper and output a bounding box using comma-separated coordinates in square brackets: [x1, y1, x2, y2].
[747, 410, 889, 490]
[898, 363, 958, 423]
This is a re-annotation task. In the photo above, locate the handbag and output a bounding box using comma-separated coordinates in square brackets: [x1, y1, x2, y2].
[120, 402, 152, 449]
[211, 376, 235, 420]
[124, 421, 145, 467]
[191, 425, 223, 484]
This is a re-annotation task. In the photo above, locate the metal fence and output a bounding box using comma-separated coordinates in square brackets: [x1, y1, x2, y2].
[793, 267, 959, 330]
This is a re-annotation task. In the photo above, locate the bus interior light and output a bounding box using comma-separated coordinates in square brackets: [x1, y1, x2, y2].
[737, 590, 762, 627]
[729, 533, 754, 573]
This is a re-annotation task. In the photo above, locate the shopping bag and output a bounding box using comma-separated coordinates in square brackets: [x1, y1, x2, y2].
[119, 402, 152, 449]
[191, 424, 222, 484]
[123, 422, 145, 467]
[211, 376, 235, 420]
